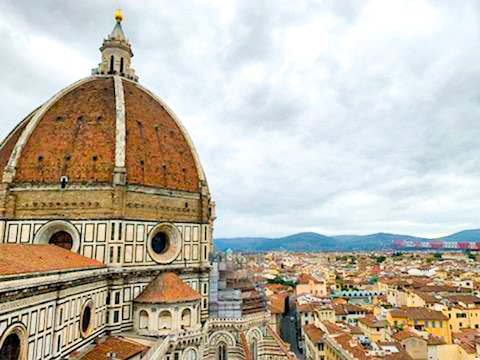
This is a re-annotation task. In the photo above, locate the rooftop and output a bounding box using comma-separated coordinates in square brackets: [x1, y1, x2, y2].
[135, 272, 201, 304]
[0, 244, 105, 276]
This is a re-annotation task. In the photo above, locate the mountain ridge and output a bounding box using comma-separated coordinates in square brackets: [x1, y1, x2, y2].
[214, 229, 480, 252]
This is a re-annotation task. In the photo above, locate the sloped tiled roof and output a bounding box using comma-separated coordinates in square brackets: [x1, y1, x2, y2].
[390, 307, 448, 321]
[80, 337, 148, 360]
[0, 244, 105, 276]
[358, 315, 388, 328]
[134, 272, 201, 304]
[268, 292, 287, 314]
[304, 324, 325, 344]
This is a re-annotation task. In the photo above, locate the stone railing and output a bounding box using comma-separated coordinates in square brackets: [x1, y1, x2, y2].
[209, 312, 270, 330]
[141, 336, 173, 360]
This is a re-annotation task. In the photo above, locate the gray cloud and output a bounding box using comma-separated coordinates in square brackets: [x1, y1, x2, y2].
[0, 1, 480, 239]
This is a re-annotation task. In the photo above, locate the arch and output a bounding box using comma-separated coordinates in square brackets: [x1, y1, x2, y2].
[250, 339, 258, 360]
[246, 327, 263, 343]
[146, 223, 182, 264]
[109, 55, 114, 74]
[181, 308, 192, 329]
[183, 347, 198, 360]
[217, 342, 228, 360]
[139, 310, 149, 330]
[0, 323, 28, 360]
[158, 310, 172, 330]
[208, 331, 236, 347]
[34, 220, 81, 253]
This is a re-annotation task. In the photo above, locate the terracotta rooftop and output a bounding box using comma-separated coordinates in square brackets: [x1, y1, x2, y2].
[378, 342, 413, 360]
[332, 333, 369, 360]
[447, 295, 480, 305]
[297, 273, 323, 285]
[392, 329, 445, 345]
[320, 321, 345, 335]
[409, 290, 438, 304]
[333, 303, 370, 316]
[0, 244, 105, 276]
[304, 324, 325, 344]
[134, 272, 201, 304]
[268, 292, 287, 314]
[358, 315, 388, 328]
[0, 76, 201, 192]
[390, 307, 448, 321]
[80, 336, 148, 360]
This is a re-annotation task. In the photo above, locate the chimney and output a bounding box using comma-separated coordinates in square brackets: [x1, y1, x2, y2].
[107, 352, 117, 360]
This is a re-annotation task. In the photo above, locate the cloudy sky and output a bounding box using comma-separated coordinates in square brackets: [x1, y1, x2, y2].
[1, 1, 480, 239]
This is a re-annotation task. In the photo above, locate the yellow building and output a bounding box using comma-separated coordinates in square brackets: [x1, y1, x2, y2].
[304, 324, 325, 360]
[406, 290, 438, 308]
[357, 315, 388, 342]
[441, 296, 480, 332]
[387, 307, 452, 344]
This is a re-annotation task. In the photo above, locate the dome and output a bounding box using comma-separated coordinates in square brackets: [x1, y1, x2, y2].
[0, 76, 205, 193]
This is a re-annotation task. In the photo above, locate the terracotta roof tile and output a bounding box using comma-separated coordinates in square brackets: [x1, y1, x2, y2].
[80, 337, 148, 360]
[124, 81, 199, 192]
[0, 244, 105, 276]
[390, 307, 448, 321]
[358, 315, 387, 328]
[15, 78, 116, 184]
[304, 324, 325, 344]
[134, 272, 200, 304]
[268, 293, 286, 314]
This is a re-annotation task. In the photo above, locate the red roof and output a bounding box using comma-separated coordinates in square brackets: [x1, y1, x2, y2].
[135, 272, 201, 304]
[0, 77, 201, 192]
[80, 337, 148, 360]
[0, 244, 105, 276]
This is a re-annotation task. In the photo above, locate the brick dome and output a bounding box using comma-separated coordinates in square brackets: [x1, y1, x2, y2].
[0, 76, 205, 193]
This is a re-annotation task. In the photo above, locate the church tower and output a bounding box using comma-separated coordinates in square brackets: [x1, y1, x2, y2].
[92, 9, 138, 81]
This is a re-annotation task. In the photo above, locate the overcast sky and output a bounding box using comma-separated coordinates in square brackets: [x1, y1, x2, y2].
[1, 1, 480, 239]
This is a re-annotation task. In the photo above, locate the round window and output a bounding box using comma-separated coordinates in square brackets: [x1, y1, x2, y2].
[151, 232, 169, 254]
[0, 333, 21, 360]
[147, 224, 182, 264]
[80, 301, 94, 337]
[49, 231, 73, 250]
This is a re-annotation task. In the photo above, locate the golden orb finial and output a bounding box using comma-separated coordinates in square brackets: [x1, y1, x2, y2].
[115, 8, 123, 23]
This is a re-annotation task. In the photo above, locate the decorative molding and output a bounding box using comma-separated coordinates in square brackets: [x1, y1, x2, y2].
[113, 75, 127, 185]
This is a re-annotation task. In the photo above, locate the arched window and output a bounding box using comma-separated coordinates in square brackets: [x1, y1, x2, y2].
[0, 333, 21, 360]
[109, 55, 114, 74]
[217, 342, 228, 360]
[139, 310, 149, 330]
[250, 339, 258, 360]
[49, 231, 73, 250]
[181, 308, 191, 329]
[120, 57, 124, 74]
[184, 348, 197, 360]
[158, 311, 172, 330]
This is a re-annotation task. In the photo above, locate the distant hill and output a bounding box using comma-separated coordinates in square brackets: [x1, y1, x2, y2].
[214, 229, 480, 252]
